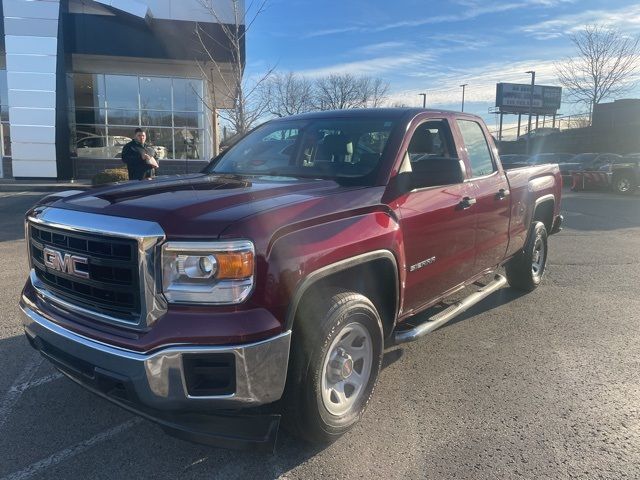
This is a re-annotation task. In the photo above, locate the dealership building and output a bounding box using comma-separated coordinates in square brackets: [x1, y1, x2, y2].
[0, 0, 240, 180]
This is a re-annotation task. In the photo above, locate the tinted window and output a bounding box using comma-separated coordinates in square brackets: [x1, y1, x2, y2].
[457, 120, 495, 177]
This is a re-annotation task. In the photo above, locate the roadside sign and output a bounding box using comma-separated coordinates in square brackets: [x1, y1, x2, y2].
[496, 83, 562, 115]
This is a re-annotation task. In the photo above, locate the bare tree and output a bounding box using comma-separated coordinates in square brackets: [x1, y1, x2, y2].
[262, 72, 315, 117]
[555, 25, 640, 121]
[314, 73, 389, 110]
[195, 0, 273, 137]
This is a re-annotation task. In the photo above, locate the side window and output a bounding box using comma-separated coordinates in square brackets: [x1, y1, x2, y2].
[407, 120, 453, 164]
[457, 120, 495, 177]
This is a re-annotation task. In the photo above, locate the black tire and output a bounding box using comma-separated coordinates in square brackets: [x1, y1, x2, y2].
[506, 221, 548, 292]
[284, 290, 384, 444]
[612, 173, 636, 195]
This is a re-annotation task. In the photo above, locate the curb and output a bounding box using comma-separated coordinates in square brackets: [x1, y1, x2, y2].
[0, 183, 90, 193]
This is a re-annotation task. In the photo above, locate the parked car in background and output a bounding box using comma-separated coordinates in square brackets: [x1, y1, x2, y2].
[558, 153, 621, 178]
[76, 135, 131, 158]
[499, 154, 530, 168]
[606, 154, 640, 194]
[528, 153, 575, 165]
[152, 145, 167, 160]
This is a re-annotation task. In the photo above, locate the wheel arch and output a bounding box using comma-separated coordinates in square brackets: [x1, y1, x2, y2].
[532, 194, 555, 233]
[285, 250, 400, 338]
[612, 168, 637, 182]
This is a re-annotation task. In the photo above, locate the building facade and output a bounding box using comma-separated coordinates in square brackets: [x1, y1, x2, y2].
[0, 0, 243, 179]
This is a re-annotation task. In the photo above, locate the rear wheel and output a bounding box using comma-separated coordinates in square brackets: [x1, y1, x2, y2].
[612, 173, 636, 195]
[284, 290, 383, 444]
[506, 221, 548, 292]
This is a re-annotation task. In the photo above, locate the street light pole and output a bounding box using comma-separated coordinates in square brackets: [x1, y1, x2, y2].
[526, 70, 535, 155]
[460, 84, 468, 112]
[418, 93, 426, 108]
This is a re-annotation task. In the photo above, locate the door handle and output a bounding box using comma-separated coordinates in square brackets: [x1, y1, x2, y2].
[496, 188, 510, 200]
[459, 196, 477, 209]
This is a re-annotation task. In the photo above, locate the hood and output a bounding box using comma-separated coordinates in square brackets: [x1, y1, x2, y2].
[49, 174, 366, 238]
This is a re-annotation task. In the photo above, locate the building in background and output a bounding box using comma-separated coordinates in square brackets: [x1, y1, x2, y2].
[0, 0, 243, 180]
[592, 99, 640, 131]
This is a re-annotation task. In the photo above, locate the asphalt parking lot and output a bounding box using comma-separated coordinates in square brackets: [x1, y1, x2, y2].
[0, 188, 638, 479]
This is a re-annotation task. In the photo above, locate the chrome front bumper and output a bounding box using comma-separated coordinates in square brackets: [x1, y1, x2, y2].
[20, 299, 291, 411]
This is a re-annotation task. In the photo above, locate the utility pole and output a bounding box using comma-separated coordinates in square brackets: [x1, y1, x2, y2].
[418, 93, 426, 108]
[460, 84, 468, 112]
[525, 70, 535, 155]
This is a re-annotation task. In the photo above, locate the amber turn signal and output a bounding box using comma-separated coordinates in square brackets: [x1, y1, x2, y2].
[216, 251, 254, 279]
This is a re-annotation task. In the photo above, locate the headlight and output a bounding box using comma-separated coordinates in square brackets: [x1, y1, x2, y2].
[161, 240, 255, 304]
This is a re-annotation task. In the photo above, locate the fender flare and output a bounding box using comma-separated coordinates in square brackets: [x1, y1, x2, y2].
[284, 250, 400, 331]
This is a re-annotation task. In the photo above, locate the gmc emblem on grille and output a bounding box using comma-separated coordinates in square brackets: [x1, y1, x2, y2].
[43, 247, 89, 279]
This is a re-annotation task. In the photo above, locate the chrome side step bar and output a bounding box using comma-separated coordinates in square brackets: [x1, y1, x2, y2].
[394, 274, 508, 344]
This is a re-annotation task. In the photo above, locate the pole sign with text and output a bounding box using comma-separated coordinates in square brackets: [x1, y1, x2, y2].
[495, 83, 562, 114]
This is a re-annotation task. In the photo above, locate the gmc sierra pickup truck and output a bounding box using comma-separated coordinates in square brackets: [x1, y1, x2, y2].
[19, 108, 562, 450]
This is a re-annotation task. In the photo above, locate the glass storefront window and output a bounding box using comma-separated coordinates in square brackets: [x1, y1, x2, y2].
[107, 109, 139, 126]
[74, 108, 107, 125]
[141, 110, 172, 127]
[140, 76, 172, 111]
[173, 78, 202, 112]
[70, 74, 206, 161]
[73, 73, 106, 109]
[145, 127, 174, 159]
[105, 75, 139, 109]
[73, 126, 114, 158]
[174, 129, 204, 159]
[173, 111, 203, 129]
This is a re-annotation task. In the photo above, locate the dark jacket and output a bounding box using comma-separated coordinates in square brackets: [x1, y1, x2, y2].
[122, 140, 158, 180]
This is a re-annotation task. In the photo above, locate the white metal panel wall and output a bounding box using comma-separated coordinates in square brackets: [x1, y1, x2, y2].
[3, 0, 61, 178]
[144, 0, 242, 24]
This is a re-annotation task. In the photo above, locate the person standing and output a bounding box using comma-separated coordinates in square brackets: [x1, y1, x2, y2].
[121, 128, 159, 180]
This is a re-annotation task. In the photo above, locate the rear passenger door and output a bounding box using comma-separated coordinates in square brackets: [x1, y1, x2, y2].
[455, 119, 511, 273]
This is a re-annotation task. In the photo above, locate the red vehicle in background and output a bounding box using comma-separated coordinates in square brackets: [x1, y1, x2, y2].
[20, 108, 562, 450]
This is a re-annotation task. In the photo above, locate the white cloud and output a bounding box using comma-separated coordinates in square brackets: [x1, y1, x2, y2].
[352, 41, 407, 56]
[521, 4, 640, 39]
[373, 3, 524, 31]
[303, 26, 361, 39]
[301, 0, 575, 39]
[385, 58, 560, 107]
[297, 52, 435, 78]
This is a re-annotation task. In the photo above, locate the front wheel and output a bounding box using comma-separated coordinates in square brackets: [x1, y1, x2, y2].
[506, 221, 548, 292]
[284, 290, 383, 444]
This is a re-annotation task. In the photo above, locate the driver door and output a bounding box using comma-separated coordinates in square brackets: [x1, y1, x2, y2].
[392, 119, 476, 316]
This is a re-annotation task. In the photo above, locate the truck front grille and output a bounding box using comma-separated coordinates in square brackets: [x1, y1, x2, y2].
[29, 223, 141, 324]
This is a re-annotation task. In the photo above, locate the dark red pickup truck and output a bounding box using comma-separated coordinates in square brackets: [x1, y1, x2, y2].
[19, 108, 562, 450]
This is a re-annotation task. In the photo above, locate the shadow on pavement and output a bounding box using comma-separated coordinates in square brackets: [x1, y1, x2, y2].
[561, 190, 640, 232]
[0, 193, 44, 243]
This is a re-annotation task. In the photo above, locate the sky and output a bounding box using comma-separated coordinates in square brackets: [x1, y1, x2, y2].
[245, 0, 640, 136]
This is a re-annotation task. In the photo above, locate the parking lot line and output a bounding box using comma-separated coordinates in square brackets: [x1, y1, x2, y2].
[0, 355, 42, 432]
[9, 372, 64, 394]
[0, 418, 143, 480]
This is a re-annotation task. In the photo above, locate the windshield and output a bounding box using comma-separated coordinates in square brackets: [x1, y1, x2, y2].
[207, 117, 397, 180]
